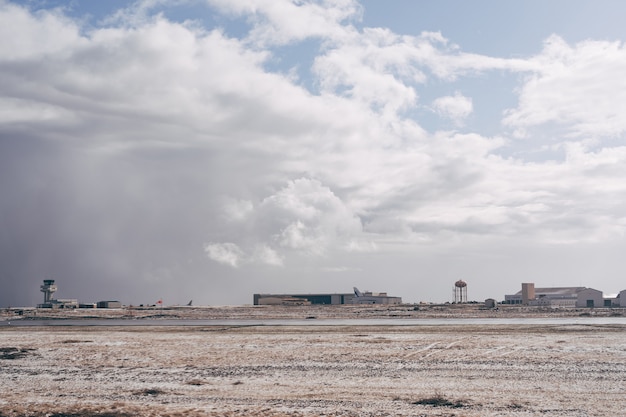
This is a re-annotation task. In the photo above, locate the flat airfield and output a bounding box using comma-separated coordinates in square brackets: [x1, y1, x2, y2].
[1, 305, 625, 417]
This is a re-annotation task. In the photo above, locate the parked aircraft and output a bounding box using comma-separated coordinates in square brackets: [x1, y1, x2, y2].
[352, 287, 379, 304]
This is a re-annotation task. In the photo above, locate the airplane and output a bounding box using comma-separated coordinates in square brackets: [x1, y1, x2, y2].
[352, 287, 380, 304]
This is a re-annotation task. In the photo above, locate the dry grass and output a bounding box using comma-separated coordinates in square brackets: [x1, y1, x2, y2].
[0, 347, 34, 360]
[1, 322, 626, 416]
[411, 391, 470, 408]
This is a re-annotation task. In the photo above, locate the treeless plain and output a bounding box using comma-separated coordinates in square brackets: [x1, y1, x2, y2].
[1, 305, 626, 416]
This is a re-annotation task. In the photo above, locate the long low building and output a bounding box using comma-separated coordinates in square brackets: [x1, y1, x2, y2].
[504, 283, 606, 307]
[254, 293, 354, 305]
[254, 289, 402, 305]
[37, 298, 79, 309]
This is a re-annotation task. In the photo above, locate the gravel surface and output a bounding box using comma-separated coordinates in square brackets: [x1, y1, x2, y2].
[1, 323, 626, 416]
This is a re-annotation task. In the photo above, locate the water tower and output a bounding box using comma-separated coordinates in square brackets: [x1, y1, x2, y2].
[454, 280, 467, 303]
[40, 279, 57, 304]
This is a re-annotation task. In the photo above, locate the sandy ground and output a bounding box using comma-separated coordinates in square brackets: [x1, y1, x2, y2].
[1, 320, 626, 417]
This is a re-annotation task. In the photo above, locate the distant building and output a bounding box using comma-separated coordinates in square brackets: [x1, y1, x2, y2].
[504, 283, 604, 307]
[97, 301, 122, 308]
[351, 287, 402, 304]
[618, 290, 626, 307]
[38, 299, 79, 309]
[578, 288, 605, 308]
[37, 279, 78, 309]
[254, 293, 353, 305]
[254, 289, 402, 305]
[255, 296, 311, 306]
[484, 298, 497, 309]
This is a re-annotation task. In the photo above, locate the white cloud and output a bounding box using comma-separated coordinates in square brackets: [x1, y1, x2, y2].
[204, 242, 244, 267]
[503, 35, 626, 139]
[432, 93, 473, 125]
[252, 244, 284, 266]
[102, 0, 191, 27]
[207, 178, 370, 266]
[4, 2, 624, 255]
[0, 98, 75, 124]
[278, 220, 319, 252]
[312, 28, 432, 115]
[206, 0, 362, 46]
[0, 1, 83, 60]
[260, 178, 365, 256]
[320, 266, 362, 272]
[221, 198, 254, 222]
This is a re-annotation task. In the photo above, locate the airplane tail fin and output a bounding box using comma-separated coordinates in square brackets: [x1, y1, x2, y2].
[353, 287, 363, 297]
[186, 300, 193, 306]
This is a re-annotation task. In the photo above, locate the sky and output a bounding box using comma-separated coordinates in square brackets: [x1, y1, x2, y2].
[3, 0, 626, 307]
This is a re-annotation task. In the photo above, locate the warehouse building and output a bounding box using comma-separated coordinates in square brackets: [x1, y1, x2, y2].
[254, 289, 402, 305]
[504, 283, 605, 307]
[254, 293, 354, 305]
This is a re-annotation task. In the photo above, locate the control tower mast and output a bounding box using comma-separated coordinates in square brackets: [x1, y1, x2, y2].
[41, 279, 57, 303]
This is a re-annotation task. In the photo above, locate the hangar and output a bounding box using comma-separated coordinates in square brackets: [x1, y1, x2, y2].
[504, 283, 605, 307]
[254, 288, 402, 305]
[254, 293, 354, 305]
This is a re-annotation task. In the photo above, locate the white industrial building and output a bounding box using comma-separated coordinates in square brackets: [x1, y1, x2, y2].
[505, 283, 607, 307]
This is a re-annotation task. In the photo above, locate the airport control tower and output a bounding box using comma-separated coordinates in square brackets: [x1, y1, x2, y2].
[40, 279, 57, 304]
[37, 279, 78, 309]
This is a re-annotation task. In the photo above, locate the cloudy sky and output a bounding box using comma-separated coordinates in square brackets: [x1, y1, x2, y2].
[3, 0, 626, 307]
